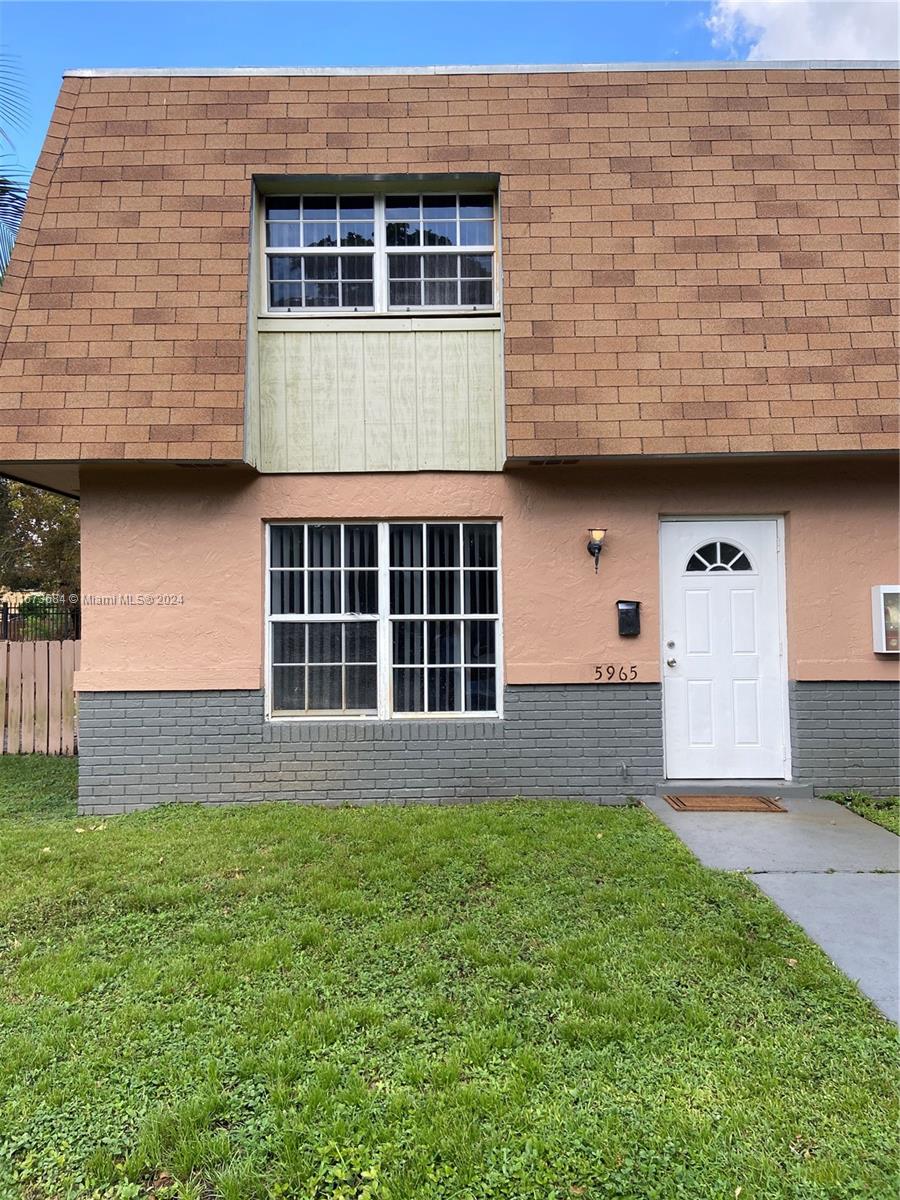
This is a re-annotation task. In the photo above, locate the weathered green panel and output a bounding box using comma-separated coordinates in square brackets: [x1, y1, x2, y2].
[310, 334, 339, 472]
[258, 333, 286, 472]
[466, 329, 498, 470]
[441, 330, 469, 470]
[337, 332, 366, 471]
[415, 331, 444, 471]
[388, 331, 417, 469]
[283, 333, 313, 472]
[253, 320, 503, 473]
[363, 334, 391, 471]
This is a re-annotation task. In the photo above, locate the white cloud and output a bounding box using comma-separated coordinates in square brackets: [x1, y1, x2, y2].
[706, 0, 899, 60]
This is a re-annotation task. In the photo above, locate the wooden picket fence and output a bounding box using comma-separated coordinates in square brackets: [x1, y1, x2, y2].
[0, 640, 80, 755]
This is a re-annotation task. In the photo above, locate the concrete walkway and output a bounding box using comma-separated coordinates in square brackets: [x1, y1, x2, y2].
[645, 796, 899, 1022]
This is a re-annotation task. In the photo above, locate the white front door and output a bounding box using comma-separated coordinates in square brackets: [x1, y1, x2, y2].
[660, 519, 789, 780]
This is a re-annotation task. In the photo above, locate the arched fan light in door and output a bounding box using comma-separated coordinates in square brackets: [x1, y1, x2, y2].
[685, 541, 753, 573]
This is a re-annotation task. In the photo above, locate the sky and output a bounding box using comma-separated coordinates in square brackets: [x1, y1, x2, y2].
[3, 0, 898, 178]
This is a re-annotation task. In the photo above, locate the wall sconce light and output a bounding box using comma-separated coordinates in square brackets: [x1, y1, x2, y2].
[587, 528, 607, 573]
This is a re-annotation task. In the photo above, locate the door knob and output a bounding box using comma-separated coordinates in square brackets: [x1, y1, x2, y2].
[666, 657, 677, 668]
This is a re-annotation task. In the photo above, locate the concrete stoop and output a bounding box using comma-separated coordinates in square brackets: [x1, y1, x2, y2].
[655, 780, 814, 800]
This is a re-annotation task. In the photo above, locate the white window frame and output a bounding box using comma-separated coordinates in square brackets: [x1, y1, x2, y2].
[268, 522, 380, 718]
[265, 520, 504, 721]
[261, 193, 498, 317]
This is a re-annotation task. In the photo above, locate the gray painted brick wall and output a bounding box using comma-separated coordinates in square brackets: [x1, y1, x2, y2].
[77, 680, 898, 814]
[790, 681, 899, 797]
[77, 685, 664, 814]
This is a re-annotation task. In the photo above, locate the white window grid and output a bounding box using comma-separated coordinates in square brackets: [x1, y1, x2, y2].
[268, 523, 379, 716]
[266, 521, 503, 720]
[388, 521, 500, 717]
[271, 622, 379, 717]
[262, 193, 498, 316]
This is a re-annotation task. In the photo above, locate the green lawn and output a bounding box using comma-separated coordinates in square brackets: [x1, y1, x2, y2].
[823, 790, 899, 836]
[0, 758, 896, 1200]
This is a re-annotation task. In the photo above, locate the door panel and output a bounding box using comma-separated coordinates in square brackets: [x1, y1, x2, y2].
[684, 590, 711, 654]
[686, 680, 714, 745]
[732, 679, 760, 744]
[661, 519, 788, 780]
[730, 590, 757, 654]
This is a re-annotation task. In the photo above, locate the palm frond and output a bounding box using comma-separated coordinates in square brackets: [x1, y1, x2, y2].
[0, 52, 28, 148]
[0, 155, 27, 278]
[0, 223, 16, 275]
[0, 175, 26, 222]
[0, 55, 29, 276]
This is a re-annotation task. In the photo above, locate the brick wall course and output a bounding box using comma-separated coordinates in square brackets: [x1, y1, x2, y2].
[0, 67, 896, 462]
[77, 685, 665, 812]
[77, 678, 899, 812]
[790, 681, 899, 797]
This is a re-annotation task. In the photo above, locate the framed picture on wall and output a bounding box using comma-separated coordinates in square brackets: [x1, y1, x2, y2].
[872, 586, 900, 653]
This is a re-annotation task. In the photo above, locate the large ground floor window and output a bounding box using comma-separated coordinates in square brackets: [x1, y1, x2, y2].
[268, 521, 501, 718]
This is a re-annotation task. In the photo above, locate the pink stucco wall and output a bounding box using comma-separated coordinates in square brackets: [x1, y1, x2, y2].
[75, 458, 899, 692]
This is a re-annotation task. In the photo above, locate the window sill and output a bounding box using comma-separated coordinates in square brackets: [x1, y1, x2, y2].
[267, 712, 502, 723]
[257, 313, 502, 333]
[262, 714, 505, 743]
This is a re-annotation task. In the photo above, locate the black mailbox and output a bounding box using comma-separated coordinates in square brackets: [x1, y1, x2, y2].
[617, 600, 640, 638]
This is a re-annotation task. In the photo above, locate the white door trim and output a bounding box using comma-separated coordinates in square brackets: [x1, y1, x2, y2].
[658, 515, 791, 781]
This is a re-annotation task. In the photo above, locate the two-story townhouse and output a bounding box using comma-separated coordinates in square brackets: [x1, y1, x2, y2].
[0, 62, 897, 814]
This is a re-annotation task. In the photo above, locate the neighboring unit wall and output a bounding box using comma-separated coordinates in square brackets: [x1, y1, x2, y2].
[253, 319, 504, 472]
[791, 681, 899, 797]
[77, 685, 663, 813]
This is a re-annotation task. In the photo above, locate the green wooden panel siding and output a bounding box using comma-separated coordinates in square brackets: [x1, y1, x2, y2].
[252, 319, 504, 473]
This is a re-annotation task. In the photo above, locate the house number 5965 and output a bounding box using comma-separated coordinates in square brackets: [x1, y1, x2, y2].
[594, 665, 638, 682]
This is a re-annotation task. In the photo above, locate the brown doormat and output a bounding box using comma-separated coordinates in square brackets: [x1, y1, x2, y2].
[663, 794, 786, 812]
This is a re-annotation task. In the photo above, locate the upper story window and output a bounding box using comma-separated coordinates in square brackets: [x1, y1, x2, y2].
[263, 193, 496, 315]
